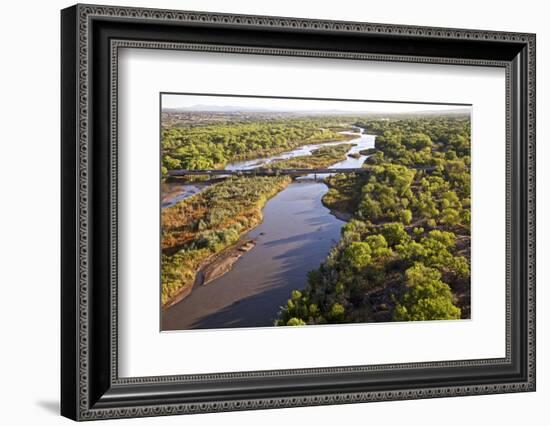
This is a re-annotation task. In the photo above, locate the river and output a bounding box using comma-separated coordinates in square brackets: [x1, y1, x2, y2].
[162, 129, 375, 330]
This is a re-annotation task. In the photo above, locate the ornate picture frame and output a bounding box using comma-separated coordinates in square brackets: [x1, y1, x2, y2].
[61, 4, 535, 421]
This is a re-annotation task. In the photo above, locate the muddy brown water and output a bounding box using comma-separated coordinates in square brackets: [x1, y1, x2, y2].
[162, 181, 344, 330]
[161, 131, 375, 331]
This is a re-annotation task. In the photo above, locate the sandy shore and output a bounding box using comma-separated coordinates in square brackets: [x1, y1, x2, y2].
[162, 238, 258, 309]
[201, 239, 256, 285]
[161, 131, 365, 309]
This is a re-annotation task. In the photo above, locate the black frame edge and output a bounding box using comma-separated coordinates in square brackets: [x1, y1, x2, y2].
[61, 4, 536, 421]
[61, 4, 79, 421]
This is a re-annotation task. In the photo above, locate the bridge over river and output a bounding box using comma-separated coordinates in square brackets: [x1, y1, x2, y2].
[167, 166, 435, 178]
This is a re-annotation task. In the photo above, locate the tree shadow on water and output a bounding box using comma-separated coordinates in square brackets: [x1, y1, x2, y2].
[188, 241, 334, 330]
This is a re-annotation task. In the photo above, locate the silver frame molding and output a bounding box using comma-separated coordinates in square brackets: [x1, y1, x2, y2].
[61, 3, 536, 421]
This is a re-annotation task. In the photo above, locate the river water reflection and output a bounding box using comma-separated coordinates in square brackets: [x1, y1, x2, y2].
[162, 130, 375, 330]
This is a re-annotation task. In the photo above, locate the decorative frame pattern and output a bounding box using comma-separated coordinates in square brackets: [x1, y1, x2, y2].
[61, 4, 536, 421]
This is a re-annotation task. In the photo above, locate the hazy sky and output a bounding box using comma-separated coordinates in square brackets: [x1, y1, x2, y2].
[161, 93, 471, 114]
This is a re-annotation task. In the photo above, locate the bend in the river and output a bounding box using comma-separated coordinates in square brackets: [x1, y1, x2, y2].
[162, 129, 375, 330]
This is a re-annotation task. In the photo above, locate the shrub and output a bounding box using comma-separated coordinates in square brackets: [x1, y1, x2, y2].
[342, 242, 372, 269]
[329, 303, 346, 322]
[365, 235, 392, 258]
[393, 264, 461, 321]
[400, 209, 413, 224]
[286, 317, 306, 326]
[381, 222, 409, 247]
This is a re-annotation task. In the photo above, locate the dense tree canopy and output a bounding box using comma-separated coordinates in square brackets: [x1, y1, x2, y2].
[160, 111, 471, 322]
[161, 138, 353, 307]
[161, 117, 352, 172]
[393, 264, 461, 321]
[277, 114, 471, 326]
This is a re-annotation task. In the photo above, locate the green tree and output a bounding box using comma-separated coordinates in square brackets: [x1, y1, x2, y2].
[286, 317, 306, 326]
[358, 198, 382, 221]
[400, 208, 413, 225]
[274, 115, 472, 327]
[404, 133, 433, 150]
[396, 240, 428, 263]
[162, 155, 182, 170]
[441, 207, 461, 226]
[342, 242, 372, 269]
[381, 222, 409, 247]
[365, 235, 392, 258]
[329, 303, 346, 322]
[393, 264, 461, 321]
[341, 219, 369, 242]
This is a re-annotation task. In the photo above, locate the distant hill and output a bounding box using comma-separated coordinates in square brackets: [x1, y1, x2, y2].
[162, 104, 471, 116]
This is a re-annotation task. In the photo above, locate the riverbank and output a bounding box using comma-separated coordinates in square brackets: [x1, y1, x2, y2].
[161, 181, 209, 208]
[161, 143, 357, 307]
[162, 114, 360, 172]
[161, 176, 292, 306]
[161, 131, 376, 329]
[161, 132, 361, 208]
[226, 131, 358, 167]
[202, 239, 256, 285]
[321, 173, 367, 220]
[276, 115, 472, 326]
[326, 208, 353, 222]
[162, 237, 257, 309]
[161, 180, 346, 330]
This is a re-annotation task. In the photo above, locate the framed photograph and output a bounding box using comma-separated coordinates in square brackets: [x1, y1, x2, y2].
[61, 4, 536, 421]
